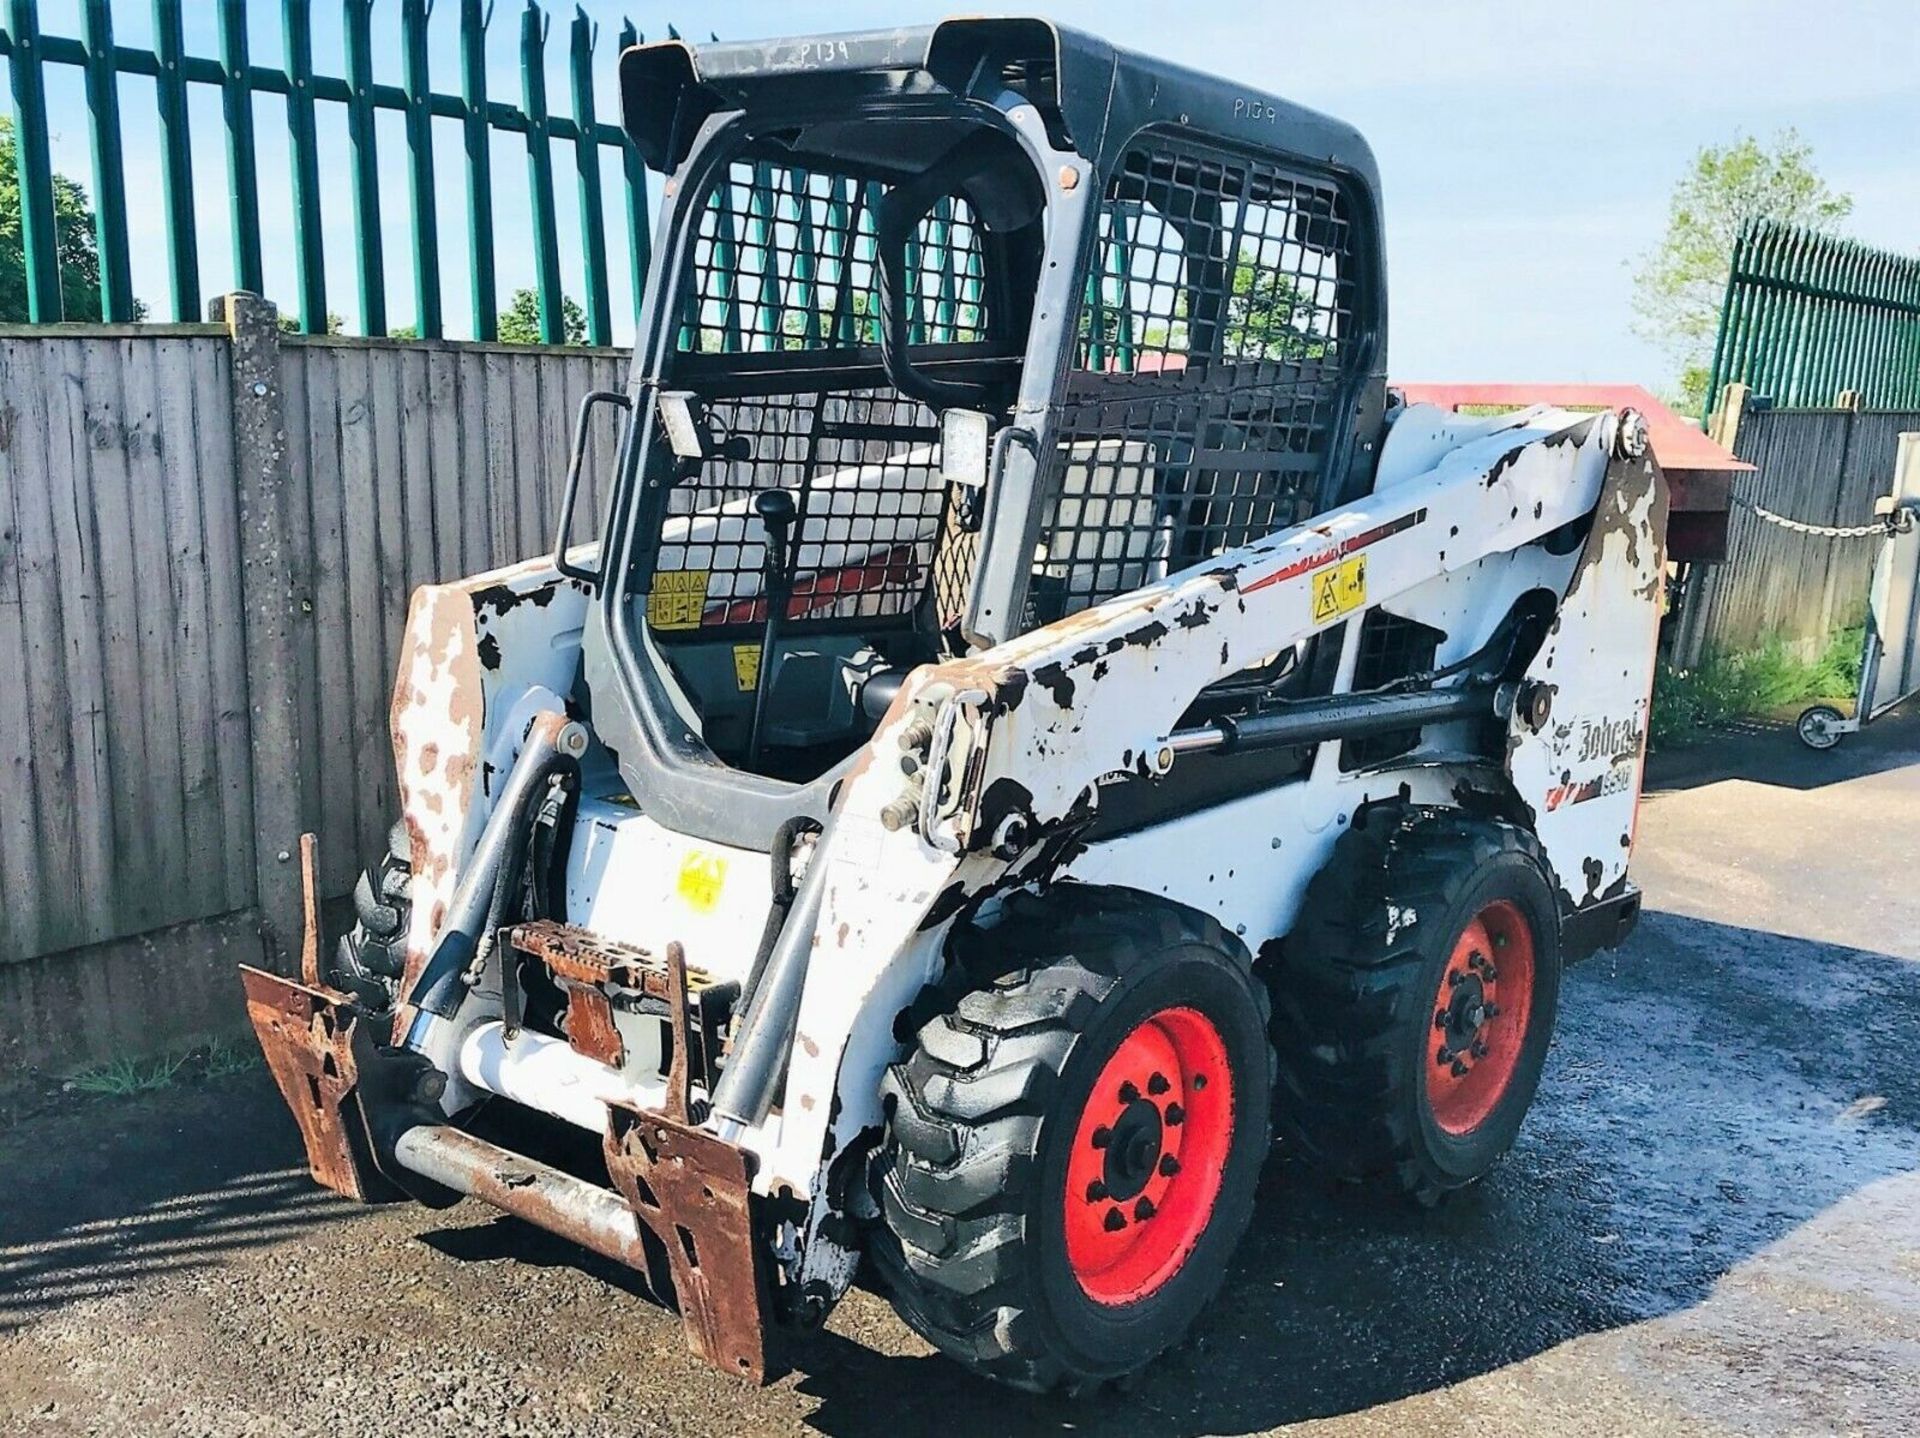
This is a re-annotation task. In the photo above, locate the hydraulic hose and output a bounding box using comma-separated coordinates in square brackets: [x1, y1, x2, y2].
[405, 712, 587, 1032]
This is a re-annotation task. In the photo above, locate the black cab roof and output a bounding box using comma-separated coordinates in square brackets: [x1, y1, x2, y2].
[619, 16, 1380, 201]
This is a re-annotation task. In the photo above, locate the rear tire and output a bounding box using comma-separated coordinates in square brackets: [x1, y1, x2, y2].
[873, 888, 1273, 1393]
[329, 820, 413, 1015]
[1269, 806, 1560, 1206]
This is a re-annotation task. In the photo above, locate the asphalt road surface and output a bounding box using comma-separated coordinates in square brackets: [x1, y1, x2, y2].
[4, 711, 1918, 1436]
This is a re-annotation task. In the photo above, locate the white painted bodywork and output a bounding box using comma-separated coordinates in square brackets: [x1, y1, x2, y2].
[1505, 447, 1667, 906]
[388, 401, 1664, 1309]
[762, 404, 1642, 1214]
[564, 791, 772, 982]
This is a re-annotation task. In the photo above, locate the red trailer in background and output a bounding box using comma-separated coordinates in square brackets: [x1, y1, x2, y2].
[1396, 384, 1748, 564]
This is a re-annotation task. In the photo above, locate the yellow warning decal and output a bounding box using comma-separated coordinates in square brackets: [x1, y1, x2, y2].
[647, 568, 710, 631]
[732, 643, 761, 692]
[676, 849, 728, 912]
[1311, 554, 1367, 624]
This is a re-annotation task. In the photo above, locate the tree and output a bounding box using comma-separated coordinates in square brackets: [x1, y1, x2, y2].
[1083, 248, 1329, 366]
[1225, 256, 1328, 362]
[278, 310, 345, 335]
[497, 287, 588, 345]
[1, 115, 106, 323]
[1632, 129, 1852, 414]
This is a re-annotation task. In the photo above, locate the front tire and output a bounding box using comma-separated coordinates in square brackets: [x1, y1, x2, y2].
[873, 889, 1273, 1393]
[1270, 807, 1561, 1205]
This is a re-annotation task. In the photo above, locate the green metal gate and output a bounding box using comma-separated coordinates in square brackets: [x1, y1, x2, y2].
[1705, 219, 1920, 418]
[0, 0, 657, 343]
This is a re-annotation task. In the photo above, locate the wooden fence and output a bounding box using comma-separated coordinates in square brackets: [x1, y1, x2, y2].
[0, 306, 627, 1073]
[1675, 390, 1920, 665]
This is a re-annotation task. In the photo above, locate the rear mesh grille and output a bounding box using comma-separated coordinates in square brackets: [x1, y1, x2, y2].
[1029, 137, 1361, 625]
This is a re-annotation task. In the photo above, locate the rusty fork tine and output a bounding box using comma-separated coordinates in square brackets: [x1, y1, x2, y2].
[665, 940, 693, 1124]
[298, 832, 322, 989]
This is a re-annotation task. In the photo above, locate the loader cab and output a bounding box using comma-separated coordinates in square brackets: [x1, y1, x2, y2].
[613, 111, 1046, 774]
[585, 21, 1388, 847]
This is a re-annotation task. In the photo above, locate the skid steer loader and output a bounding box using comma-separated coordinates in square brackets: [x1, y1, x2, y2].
[243, 18, 1665, 1392]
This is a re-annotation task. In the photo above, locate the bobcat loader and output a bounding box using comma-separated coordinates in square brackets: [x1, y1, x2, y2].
[243, 18, 1665, 1393]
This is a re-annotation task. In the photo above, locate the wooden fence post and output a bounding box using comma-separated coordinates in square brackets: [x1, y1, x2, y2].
[1676, 383, 1753, 668]
[1707, 381, 1749, 452]
[215, 292, 307, 968]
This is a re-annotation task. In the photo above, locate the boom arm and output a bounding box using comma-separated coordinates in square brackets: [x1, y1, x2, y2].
[761, 403, 1633, 1197]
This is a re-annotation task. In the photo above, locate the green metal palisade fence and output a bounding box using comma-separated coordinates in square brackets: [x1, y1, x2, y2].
[1705, 219, 1920, 417]
[0, 0, 659, 342]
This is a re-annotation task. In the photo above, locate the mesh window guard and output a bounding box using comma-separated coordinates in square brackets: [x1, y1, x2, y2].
[1029, 139, 1361, 627]
[650, 390, 950, 631]
[677, 160, 991, 354]
[650, 153, 1006, 640]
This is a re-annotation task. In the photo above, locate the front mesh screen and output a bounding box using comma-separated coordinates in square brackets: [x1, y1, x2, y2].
[649, 154, 1002, 640]
[676, 161, 990, 354]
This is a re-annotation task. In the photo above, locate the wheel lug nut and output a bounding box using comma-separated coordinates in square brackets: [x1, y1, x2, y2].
[1086, 1179, 1108, 1201]
[1434, 1010, 1448, 1030]
[1158, 1154, 1180, 1178]
[1134, 1196, 1156, 1221]
[1471, 1040, 1488, 1059]
[1436, 1045, 1451, 1066]
[1450, 1058, 1469, 1077]
[1147, 1072, 1170, 1096]
[1103, 1207, 1127, 1233]
[1447, 971, 1463, 987]
[1164, 1103, 1185, 1126]
[1118, 1080, 1140, 1104]
[1484, 1002, 1501, 1018]
[1091, 1125, 1112, 1150]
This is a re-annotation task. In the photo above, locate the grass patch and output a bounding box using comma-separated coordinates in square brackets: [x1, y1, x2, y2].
[64, 1036, 260, 1098]
[1652, 627, 1863, 748]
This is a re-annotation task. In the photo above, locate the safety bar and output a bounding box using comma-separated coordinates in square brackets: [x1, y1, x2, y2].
[552, 389, 633, 586]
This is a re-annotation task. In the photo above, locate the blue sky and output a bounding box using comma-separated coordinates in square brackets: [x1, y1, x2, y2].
[12, 0, 1918, 388]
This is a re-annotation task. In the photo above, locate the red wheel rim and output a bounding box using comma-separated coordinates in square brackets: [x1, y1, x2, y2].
[1063, 1006, 1234, 1306]
[1424, 900, 1536, 1136]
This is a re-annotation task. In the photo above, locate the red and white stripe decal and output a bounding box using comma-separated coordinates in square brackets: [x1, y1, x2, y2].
[1241, 508, 1427, 597]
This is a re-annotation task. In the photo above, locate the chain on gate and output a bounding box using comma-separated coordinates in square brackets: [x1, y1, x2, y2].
[1729, 492, 1917, 540]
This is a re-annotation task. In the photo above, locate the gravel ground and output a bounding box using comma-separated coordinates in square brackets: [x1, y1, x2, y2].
[4, 710, 1918, 1437]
